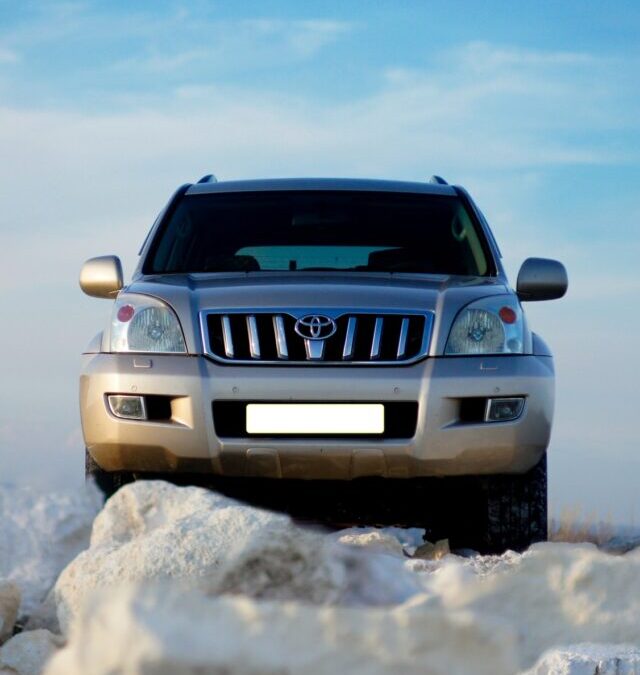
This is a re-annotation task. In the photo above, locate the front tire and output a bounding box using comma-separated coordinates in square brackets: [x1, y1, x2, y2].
[85, 449, 133, 500]
[479, 453, 548, 553]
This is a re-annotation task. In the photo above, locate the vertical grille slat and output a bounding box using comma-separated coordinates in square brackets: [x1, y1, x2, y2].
[221, 316, 234, 358]
[304, 339, 325, 360]
[273, 315, 288, 359]
[397, 317, 410, 359]
[204, 310, 432, 364]
[370, 317, 384, 360]
[342, 317, 357, 360]
[246, 315, 261, 359]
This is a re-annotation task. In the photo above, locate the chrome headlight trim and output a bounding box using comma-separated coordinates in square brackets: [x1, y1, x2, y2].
[445, 295, 525, 356]
[109, 293, 187, 354]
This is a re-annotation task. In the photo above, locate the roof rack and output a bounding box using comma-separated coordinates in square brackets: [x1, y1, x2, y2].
[197, 174, 218, 184]
[429, 175, 448, 185]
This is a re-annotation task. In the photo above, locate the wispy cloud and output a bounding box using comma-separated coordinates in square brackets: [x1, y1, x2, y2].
[0, 41, 635, 241]
[0, 3, 185, 46]
[0, 6, 352, 79]
[110, 18, 352, 74]
[243, 19, 352, 57]
[457, 41, 603, 69]
[0, 45, 19, 63]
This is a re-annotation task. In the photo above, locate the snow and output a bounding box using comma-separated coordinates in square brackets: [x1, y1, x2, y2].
[43, 586, 521, 675]
[2, 479, 640, 674]
[525, 644, 640, 674]
[332, 526, 425, 556]
[0, 630, 62, 675]
[0, 484, 100, 619]
[51, 481, 421, 633]
[0, 582, 20, 643]
[415, 542, 640, 666]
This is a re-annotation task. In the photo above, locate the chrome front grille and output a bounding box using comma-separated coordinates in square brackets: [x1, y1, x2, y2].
[201, 309, 434, 365]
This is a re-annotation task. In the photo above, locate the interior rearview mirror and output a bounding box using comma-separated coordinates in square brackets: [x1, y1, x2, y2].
[79, 255, 123, 298]
[517, 257, 568, 301]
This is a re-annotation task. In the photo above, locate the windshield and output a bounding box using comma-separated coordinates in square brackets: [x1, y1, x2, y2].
[145, 191, 492, 276]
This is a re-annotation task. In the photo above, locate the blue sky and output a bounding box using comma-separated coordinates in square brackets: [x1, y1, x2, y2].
[0, 1, 639, 520]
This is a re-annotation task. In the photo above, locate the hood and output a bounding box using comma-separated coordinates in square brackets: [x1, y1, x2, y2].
[125, 272, 511, 355]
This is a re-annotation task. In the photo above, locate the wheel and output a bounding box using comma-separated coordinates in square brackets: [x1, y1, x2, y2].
[85, 449, 134, 500]
[478, 453, 548, 553]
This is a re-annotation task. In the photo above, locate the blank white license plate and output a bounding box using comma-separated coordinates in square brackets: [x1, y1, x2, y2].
[246, 403, 385, 434]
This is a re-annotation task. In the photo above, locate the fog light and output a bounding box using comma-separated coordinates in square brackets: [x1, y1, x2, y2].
[485, 397, 524, 422]
[108, 395, 147, 420]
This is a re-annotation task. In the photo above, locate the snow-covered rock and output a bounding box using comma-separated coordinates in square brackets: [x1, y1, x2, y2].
[333, 526, 425, 557]
[416, 542, 640, 668]
[43, 584, 520, 675]
[6, 479, 640, 673]
[525, 643, 640, 674]
[211, 520, 418, 607]
[0, 484, 99, 618]
[0, 629, 62, 675]
[51, 481, 420, 633]
[333, 527, 406, 557]
[0, 582, 20, 644]
[413, 538, 450, 560]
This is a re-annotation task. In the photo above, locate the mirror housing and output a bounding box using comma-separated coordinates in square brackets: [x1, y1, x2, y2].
[79, 256, 123, 298]
[517, 257, 568, 301]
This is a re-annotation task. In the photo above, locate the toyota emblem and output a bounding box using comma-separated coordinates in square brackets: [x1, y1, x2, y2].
[294, 314, 337, 340]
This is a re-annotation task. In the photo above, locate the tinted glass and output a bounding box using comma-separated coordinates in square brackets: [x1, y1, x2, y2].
[146, 191, 491, 276]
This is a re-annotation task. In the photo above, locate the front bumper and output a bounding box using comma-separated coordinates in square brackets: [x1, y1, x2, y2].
[80, 353, 554, 479]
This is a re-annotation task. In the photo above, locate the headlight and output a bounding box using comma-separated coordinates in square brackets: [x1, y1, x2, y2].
[110, 294, 187, 353]
[445, 296, 524, 355]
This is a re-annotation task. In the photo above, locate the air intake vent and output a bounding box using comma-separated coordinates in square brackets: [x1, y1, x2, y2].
[201, 309, 433, 365]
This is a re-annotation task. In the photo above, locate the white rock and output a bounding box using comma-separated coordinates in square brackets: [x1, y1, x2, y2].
[0, 582, 20, 644]
[19, 480, 640, 672]
[51, 481, 420, 633]
[0, 629, 62, 675]
[51, 480, 289, 631]
[0, 484, 99, 618]
[210, 521, 418, 606]
[43, 584, 520, 675]
[417, 542, 640, 669]
[333, 527, 406, 557]
[333, 526, 426, 557]
[525, 643, 640, 674]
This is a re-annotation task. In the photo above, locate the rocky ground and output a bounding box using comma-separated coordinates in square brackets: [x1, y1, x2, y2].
[1, 480, 640, 674]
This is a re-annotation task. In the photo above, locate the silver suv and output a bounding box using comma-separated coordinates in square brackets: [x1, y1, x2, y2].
[79, 176, 567, 552]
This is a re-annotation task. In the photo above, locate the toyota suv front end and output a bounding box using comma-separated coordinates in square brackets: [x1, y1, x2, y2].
[79, 176, 567, 552]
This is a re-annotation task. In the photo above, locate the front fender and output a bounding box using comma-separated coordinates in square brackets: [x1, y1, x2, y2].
[532, 333, 553, 358]
[83, 332, 103, 354]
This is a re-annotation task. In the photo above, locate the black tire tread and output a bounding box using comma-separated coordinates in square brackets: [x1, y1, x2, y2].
[481, 453, 548, 553]
[85, 449, 133, 500]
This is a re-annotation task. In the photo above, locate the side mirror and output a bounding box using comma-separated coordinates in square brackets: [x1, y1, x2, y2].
[79, 256, 123, 298]
[517, 257, 568, 301]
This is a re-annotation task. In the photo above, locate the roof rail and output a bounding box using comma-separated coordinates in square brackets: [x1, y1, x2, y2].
[429, 175, 448, 185]
[197, 174, 218, 184]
